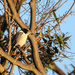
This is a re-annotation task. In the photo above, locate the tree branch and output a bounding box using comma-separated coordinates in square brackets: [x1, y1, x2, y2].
[30, 0, 36, 33]
[29, 35, 46, 75]
[9, 64, 15, 75]
[29, 0, 46, 75]
[0, 47, 42, 75]
[50, 63, 66, 75]
[6, 0, 30, 31]
[37, 1, 75, 41]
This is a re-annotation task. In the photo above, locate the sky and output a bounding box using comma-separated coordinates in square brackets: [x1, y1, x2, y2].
[0, 0, 75, 75]
[52, 0, 75, 75]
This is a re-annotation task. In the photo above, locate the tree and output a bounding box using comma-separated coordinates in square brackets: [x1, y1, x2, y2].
[0, 0, 75, 75]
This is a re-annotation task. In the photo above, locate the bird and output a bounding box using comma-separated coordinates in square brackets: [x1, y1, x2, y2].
[11, 29, 32, 50]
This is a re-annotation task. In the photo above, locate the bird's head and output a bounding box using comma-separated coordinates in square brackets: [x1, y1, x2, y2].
[22, 29, 33, 35]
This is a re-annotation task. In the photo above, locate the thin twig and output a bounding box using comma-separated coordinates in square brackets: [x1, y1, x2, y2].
[9, 64, 15, 75]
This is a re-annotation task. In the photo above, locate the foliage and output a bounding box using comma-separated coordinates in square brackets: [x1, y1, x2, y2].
[0, 0, 75, 75]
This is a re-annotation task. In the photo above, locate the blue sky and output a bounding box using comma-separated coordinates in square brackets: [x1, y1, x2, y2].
[0, 0, 75, 75]
[53, 0, 75, 75]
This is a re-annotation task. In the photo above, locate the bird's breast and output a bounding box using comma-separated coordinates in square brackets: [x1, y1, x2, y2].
[15, 33, 28, 47]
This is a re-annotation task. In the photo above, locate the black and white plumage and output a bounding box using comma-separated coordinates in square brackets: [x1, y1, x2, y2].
[11, 29, 32, 50]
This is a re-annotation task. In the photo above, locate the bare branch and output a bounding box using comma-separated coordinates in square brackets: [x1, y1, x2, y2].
[30, 0, 36, 33]
[0, 47, 42, 75]
[29, 35, 46, 75]
[6, 0, 30, 31]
